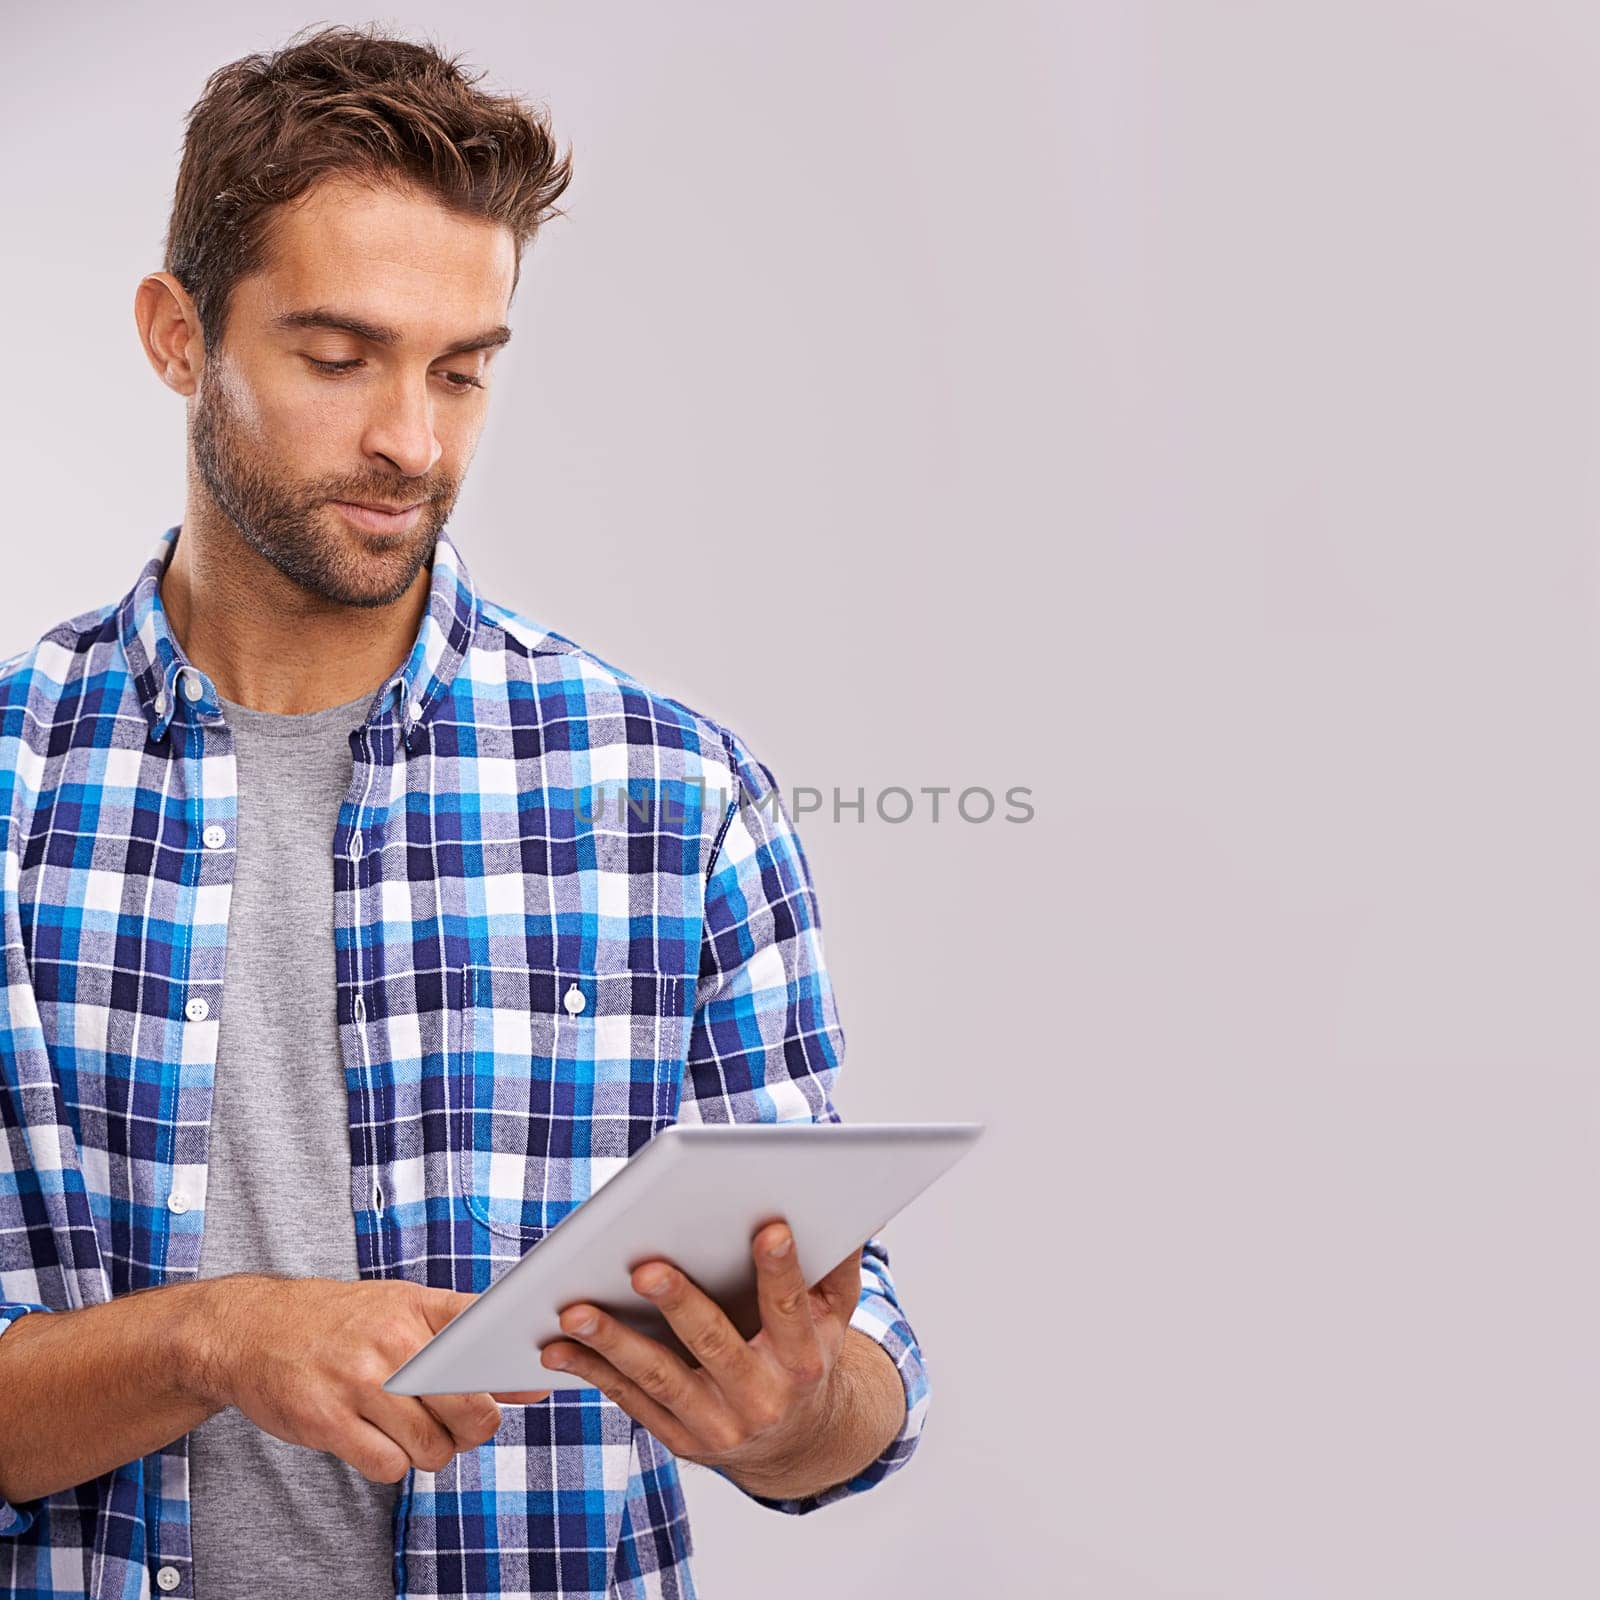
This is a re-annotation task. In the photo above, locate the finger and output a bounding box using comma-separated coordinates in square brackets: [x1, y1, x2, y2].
[537, 1339, 704, 1458]
[549, 1301, 730, 1431]
[811, 1247, 864, 1332]
[419, 1389, 506, 1450]
[488, 1387, 554, 1405]
[342, 1412, 418, 1484]
[629, 1261, 765, 1406]
[751, 1221, 824, 1382]
[357, 1392, 469, 1472]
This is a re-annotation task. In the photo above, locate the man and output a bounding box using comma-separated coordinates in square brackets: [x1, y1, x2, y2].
[0, 23, 928, 1600]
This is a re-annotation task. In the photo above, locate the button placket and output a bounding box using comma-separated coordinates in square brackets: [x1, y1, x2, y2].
[353, 975, 382, 1218]
[358, 1010, 385, 1217]
[342, 720, 396, 1247]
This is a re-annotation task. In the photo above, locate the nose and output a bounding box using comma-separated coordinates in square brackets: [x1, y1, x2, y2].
[360, 371, 443, 479]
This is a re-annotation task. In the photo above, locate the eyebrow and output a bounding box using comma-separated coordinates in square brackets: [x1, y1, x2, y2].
[272, 307, 513, 358]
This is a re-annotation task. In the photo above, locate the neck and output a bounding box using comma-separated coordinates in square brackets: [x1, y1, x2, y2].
[159, 500, 430, 715]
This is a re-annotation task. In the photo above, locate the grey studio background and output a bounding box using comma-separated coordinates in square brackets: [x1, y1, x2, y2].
[3, 2, 1595, 1597]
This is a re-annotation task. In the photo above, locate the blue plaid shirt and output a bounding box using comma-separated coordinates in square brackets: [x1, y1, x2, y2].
[0, 526, 929, 1598]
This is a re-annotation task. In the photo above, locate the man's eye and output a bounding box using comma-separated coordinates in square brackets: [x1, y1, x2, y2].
[304, 357, 482, 392]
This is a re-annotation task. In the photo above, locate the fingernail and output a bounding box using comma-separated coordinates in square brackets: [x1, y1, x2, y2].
[637, 1266, 670, 1296]
[566, 1310, 598, 1335]
[766, 1233, 792, 1259]
[543, 1352, 570, 1371]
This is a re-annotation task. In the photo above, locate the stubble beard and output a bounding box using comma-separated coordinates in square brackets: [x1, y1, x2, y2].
[189, 362, 455, 609]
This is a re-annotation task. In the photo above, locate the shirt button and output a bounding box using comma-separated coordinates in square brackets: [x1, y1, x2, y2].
[184, 997, 210, 1023]
[407, 699, 424, 723]
[202, 824, 227, 850]
[563, 984, 587, 1016]
[154, 691, 168, 717]
[167, 1190, 190, 1214]
[156, 1565, 182, 1591]
[181, 673, 203, 703]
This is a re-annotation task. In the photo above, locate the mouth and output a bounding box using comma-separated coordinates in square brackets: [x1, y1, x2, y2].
[331, 498, 426, 534]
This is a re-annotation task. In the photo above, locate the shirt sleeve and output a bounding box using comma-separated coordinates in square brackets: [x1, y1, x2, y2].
[0, 1301, 54, 1537]
[677, 722, 931, 1514]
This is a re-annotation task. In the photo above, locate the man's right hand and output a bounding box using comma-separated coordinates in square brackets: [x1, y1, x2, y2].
[190, 1275, 553, 1485]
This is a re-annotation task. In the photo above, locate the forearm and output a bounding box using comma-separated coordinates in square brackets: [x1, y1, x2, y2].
[723, 1327, 907, 1502]
[0, 1277, 241, 1507]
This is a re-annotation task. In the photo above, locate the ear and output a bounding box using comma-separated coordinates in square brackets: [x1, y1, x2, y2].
[134, 271, 205, 397]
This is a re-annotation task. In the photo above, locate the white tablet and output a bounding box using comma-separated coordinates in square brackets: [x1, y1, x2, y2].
[382, 1120, 984, 1396]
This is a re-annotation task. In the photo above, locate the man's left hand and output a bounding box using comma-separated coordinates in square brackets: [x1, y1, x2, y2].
[537, 1220, 860, 1491]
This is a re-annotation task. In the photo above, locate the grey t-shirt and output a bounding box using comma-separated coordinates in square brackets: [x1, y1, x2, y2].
[188, 687, 399, 1597]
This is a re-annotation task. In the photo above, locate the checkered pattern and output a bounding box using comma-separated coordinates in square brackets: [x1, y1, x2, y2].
[0, 526, 929, 1598]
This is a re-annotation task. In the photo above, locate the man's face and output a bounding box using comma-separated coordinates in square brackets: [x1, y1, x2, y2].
[188, 174, 516, 608]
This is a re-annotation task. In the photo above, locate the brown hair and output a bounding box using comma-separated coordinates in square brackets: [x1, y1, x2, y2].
[163, 22, 573, 353]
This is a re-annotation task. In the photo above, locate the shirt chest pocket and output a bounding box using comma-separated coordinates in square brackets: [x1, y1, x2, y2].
[454, 964, 690, 1242]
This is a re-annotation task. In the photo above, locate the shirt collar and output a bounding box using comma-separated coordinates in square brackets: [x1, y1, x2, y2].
[118, 523, 479, 745]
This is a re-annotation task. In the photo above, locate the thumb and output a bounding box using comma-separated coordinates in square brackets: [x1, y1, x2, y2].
[410, 1287, 552, 1404]
[812, 1246, 864, 1322]
[414, 1284, 481, 1334]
